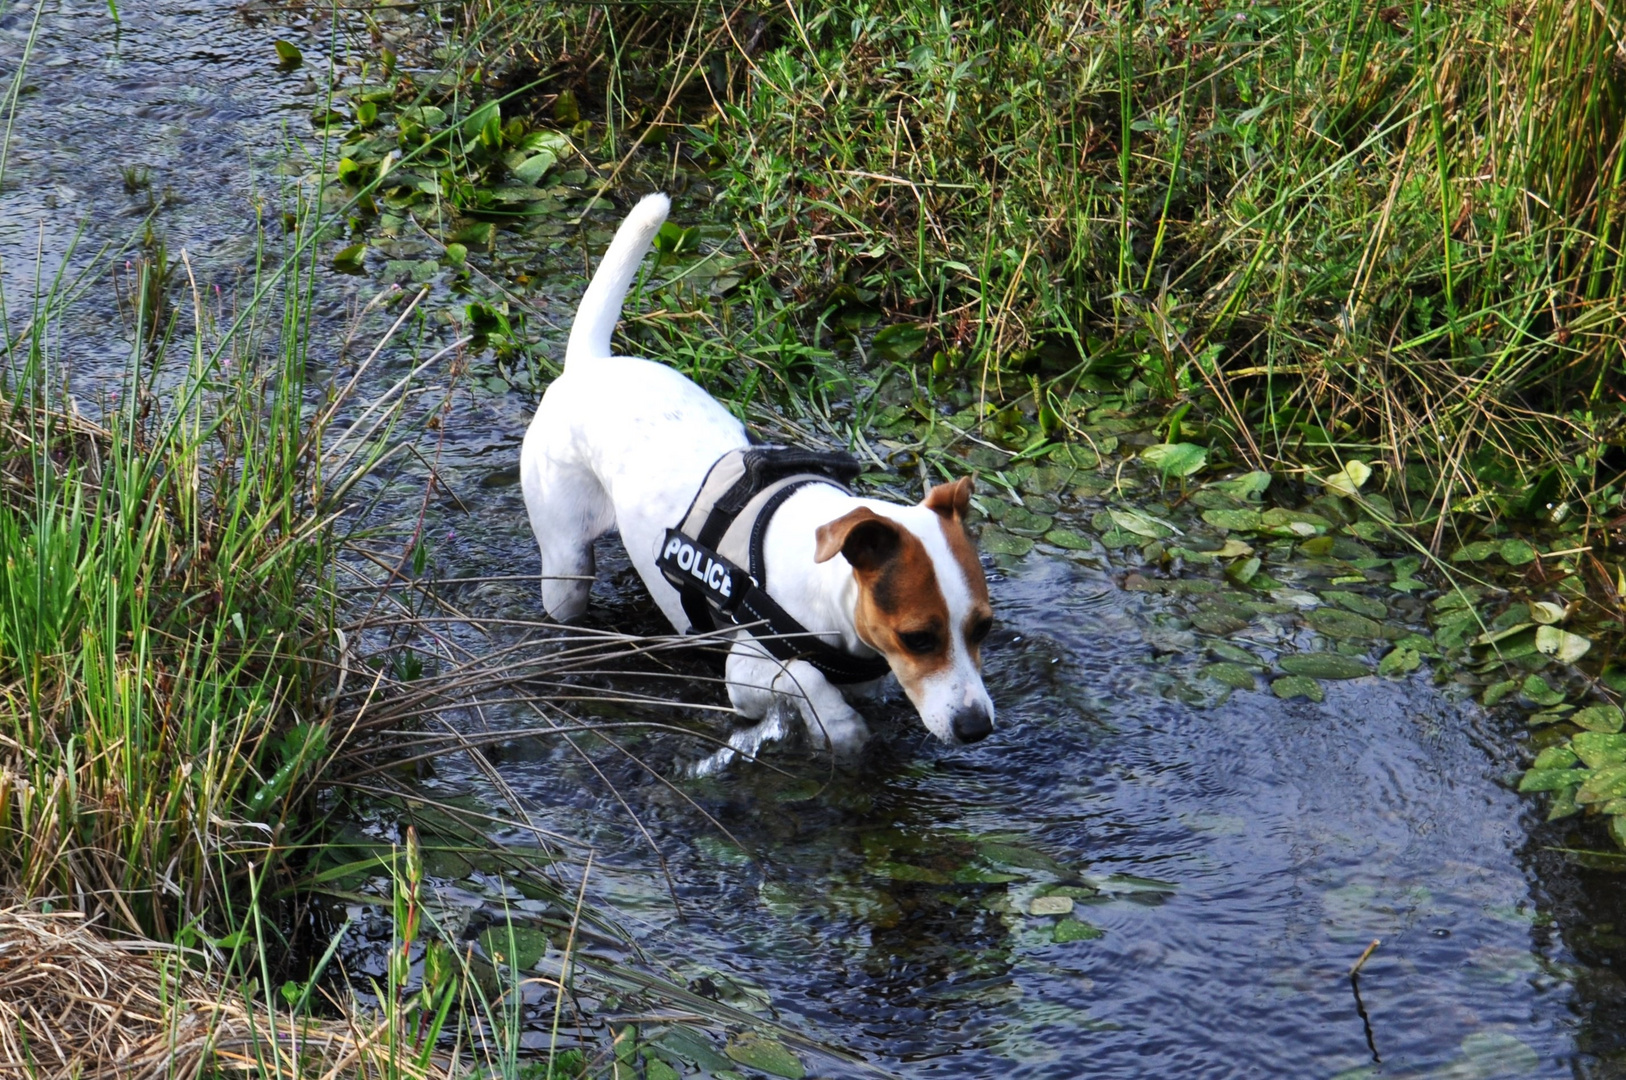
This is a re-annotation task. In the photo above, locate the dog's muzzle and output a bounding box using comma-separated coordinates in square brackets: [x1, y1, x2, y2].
[950, 704, 993, 744]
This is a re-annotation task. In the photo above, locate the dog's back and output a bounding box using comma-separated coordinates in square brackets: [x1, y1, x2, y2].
[521, 194, 748, 626]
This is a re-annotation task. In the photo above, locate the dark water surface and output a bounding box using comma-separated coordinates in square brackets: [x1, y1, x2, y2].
[3, 1, 1622, 1077]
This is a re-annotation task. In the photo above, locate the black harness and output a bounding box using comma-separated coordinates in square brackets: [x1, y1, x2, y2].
[654, 445, 892, 685]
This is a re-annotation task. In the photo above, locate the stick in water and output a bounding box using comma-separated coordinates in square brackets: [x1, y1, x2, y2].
[1350, 938, 1382, 977]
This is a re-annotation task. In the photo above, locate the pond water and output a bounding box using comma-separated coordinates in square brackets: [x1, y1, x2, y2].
[3, 0, 1622, 1077]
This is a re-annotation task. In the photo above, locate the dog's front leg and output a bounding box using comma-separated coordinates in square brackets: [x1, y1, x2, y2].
[725, 639, 871, 757]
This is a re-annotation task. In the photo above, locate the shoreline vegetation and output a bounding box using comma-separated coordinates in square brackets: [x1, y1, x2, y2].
[2, 0, 1625, 1075]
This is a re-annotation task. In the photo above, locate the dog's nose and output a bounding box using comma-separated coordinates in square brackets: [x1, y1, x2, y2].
[951, 705, 993, 744]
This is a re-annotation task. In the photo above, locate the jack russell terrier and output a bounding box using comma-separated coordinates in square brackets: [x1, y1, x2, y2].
[521, 193, 995, 754]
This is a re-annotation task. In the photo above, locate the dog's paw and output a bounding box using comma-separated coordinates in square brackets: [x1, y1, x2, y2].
[804, 712, 871, 758]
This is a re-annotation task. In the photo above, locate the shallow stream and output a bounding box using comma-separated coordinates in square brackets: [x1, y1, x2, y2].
[2, 0, 1622, 1075]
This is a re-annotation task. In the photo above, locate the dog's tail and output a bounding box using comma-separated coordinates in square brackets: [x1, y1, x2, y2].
[565, 192, 670, 368]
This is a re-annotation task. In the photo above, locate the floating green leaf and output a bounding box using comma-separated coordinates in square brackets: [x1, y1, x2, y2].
[509, 150, 556, 184]
[1141, 442, 1206, 478]
[1533, 745, 1579, 770]
[1323, 459, 1371, 497]
[1272, 675, 1323, 702]
[1482, 679, 1519, 705]
[1324, 591, 1386, 619]
[1519, 767, 1587, 793]
[1572, 732, 1626, 769]
[1529, 600, 1566, 625]
[872, 322, 930, 361]
[1109, 507, 1173, 539]
[274, 39, 303, 65]
[1279, 653, 1371, 680]
[1377, 646, 1422, 677]
[1535, 625, 1591, 663]
[331, 243, 367, 272]
[1521, 674, 1566, 707]
[1043, 528, 1092, 550]
[1306, 608, 1383, 640]
[1500, 538, 1539, 565]
[1573, 705, 1625, 733]
[1052, 918, 1106, 943]
[980, 529, 1033, 557]
[1201, 662, 1257, 690]
[646, 1058, 681, 1080]
[1203, 508, 1262, 531]
[1451, 540, 1500, 562]
[1576, 764, 1626, 805]
[724, 1035, 804, 1079]
[477, 925, 549, 970]
[1210, 471, 1272, 500]
[1002, 504, 1054, 536]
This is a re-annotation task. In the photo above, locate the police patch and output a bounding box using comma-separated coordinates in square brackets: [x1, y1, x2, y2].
[656, 528, 746, 614]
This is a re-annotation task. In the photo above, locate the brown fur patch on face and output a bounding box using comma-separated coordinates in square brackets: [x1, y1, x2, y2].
[843, 525, 953, 697]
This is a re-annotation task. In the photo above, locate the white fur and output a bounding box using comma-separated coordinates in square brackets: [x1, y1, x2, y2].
[521, 193, 994, 755]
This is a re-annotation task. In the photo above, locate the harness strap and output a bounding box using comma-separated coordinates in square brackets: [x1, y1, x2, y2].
[657, 446, 891, 686]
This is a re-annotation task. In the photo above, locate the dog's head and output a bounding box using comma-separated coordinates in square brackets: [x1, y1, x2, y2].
[814, 477, 995, 745]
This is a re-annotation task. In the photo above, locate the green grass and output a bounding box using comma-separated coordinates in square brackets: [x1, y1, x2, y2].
[401, 0, 1624, 543]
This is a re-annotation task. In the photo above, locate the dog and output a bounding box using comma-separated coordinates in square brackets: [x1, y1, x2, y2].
[520, 193, 995, 754]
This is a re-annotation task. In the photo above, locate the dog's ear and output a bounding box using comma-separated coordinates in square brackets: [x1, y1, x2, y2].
[923, 475, 973, 518]
[814, 508, 902, 572]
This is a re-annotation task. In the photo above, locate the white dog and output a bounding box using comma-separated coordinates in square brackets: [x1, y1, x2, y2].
[521, 193, 995, 754]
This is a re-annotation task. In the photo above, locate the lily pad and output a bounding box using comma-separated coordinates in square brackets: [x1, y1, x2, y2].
[1482, 678, 1520, 705]
[1451, 540, 1500, 562]
[980, 529, 1034, 557]
[1535, 625, 1591, 663]
[1573, 732, 1626, 769]
[1043, 528, 1093, 550]
[331, 243, 367, 272]
[724, 1035, 804, 1079]
[1272, 675, 1324, 702]
[1323, 591, 1386, 619]
[1052, 918, 1106, 943]
[1576, 764, 1626, 805]
[1573, 705, 1625, 733]
[1279, 653, 1371, 680]
[1519, 767, 1586, 792]
[1203, 508, 1262, 532]
[273, 39, 303, 66]
[1501, 538, 1539, 565]
[1521, 674, 1567, 707]
[1306, 608, 1383, 640]
[1209, 471, 1272, 500]
[1201, 662, 1258, 690]
[1003, 505, 1054, 536]
[1533, 745, 1579, 769]
[1191, 611, 1249, 635]
[1529, 600, 1567, 625]
[1108, 507, 1173, 539]
[1377, 646, 1422, 677]
[509, 150, 558, 183]
[477, 925, 549, 970]
[1323, 459, 1371, 497]
[1141, 442, 1206, 478]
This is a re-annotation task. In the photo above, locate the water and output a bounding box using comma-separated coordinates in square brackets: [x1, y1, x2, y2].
[2, 0, 1622, 1076]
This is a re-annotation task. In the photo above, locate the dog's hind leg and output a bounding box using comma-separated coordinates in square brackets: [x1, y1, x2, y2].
[523, 459, 614, 620]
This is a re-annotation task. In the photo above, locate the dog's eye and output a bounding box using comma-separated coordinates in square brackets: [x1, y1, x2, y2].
[968, 617, 993, 645]
[898, 630, 940, 655]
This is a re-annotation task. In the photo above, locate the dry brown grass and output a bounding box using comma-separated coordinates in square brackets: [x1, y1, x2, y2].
[0, 905, 461, 1080]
